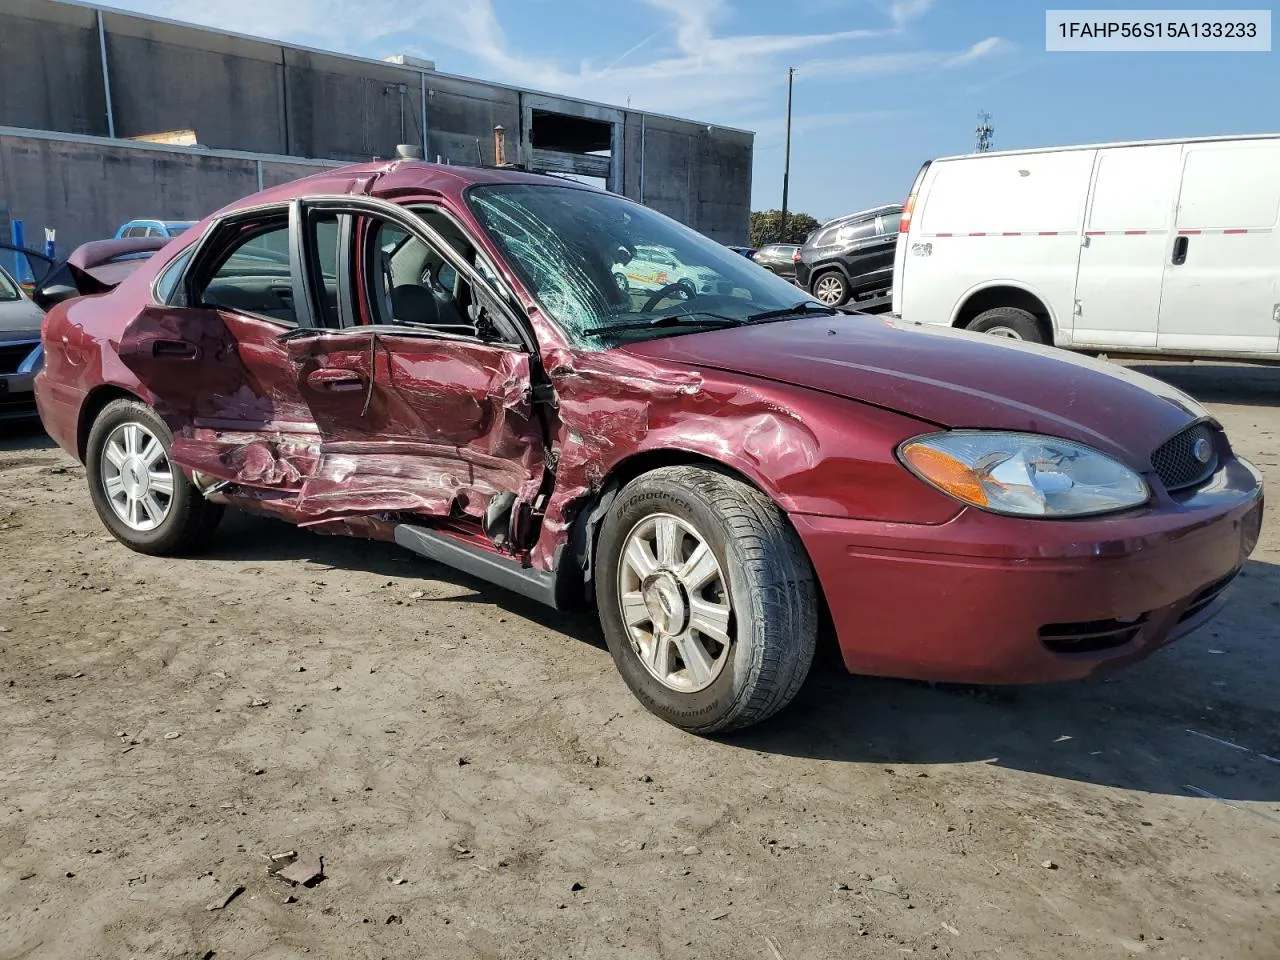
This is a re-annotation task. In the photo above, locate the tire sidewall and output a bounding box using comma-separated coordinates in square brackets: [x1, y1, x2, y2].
[85, 400, 197, 551]
[970, 307, 1045, 344]
[596, 476, 760, 731]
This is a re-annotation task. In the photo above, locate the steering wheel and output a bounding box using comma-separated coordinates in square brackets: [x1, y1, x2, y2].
[641, 280, 697, 313]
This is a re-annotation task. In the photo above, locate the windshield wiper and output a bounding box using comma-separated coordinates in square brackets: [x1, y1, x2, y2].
[582, 313, 743, 337]
[743, 301, 840, 324]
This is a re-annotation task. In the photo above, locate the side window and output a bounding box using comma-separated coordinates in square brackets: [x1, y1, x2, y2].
[879, 213, 902, 235]
[147, 226, 166, 238]
[124, 226, 144, 238]
[154, 248, 194, 304]
[836, 220, 877, 244]
[197, 220, 297, 325]
[0, 268, 17, 302]
[363, 215, 503, 339]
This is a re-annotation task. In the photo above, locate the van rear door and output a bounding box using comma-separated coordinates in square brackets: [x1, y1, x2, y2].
[1072, 144, 1183, 350]
[1157, 139, 1280, 354]
[892, 162, 930, 316]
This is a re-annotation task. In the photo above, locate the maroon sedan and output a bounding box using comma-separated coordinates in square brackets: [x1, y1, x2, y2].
[34, 161, 1263, 732]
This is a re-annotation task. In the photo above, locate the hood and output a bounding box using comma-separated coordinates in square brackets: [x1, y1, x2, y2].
[623, 314, 1205, 462]
[0, 299, 45, 335]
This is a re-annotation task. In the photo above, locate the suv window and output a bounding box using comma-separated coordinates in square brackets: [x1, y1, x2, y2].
[878, 213, 902, 235]
[835, 220, 877, 244]
[198, 220, 297, 324]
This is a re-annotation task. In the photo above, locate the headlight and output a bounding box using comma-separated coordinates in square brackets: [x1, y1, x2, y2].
[898, 431, 1150, 518]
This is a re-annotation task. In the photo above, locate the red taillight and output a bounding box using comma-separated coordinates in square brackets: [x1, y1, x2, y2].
[900, 194, 916, 233]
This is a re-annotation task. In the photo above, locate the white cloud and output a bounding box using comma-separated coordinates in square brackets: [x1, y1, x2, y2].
[944, 36, 1010, 67]
[889, 0, 934, 27]
[101, 0, 999, 123]
[802, 35, 1008, 78]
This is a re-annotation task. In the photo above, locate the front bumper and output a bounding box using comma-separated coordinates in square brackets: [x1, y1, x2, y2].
[792, 456, 1264, 684]
[0, 370, 38, 421]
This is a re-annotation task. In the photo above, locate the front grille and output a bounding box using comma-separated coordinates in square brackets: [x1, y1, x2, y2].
[1151, 422, 1218, 492]
[1176, 569, 1240, 624]
[1040, 615, 1148, 654]
[0, 340, 39, 375]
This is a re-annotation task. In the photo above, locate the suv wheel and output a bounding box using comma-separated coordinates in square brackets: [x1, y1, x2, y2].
[812, 271, 849, 306]
[86, 399, 224, 556]
[595, 466, 818, 734]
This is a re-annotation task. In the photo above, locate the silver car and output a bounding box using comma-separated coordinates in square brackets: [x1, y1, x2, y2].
[0, 248, 50, 422]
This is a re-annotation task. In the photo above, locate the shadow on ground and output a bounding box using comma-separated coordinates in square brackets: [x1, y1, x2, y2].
[1126, 361, 1280, 407]
[195, 508, 1280, 805]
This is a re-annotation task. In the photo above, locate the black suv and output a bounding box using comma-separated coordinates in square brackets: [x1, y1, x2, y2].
[795, 203, 901, 309]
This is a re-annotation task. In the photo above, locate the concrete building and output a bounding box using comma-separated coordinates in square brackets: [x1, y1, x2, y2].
[0, 0, 754, 252]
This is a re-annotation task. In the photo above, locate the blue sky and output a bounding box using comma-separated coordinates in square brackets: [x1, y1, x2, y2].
[104, 0, 1279, 221]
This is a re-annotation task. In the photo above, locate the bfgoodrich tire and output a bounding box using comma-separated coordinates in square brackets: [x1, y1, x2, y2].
[967, 306, 1048, 344]
[595, 466, 818, 734]
[85, 398, 224, 556]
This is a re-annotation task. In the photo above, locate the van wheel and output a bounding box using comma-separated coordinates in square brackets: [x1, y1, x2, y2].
[595, 466, 818, 734]
[967, 307, 1047, 344]
[85, 399, 224, 556]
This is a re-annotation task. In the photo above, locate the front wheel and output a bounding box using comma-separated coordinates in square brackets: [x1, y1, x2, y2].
[85, 398, 224, 556]
[595, 466, 818, 733]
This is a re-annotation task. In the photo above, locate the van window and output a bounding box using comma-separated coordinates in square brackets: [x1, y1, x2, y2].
[919, 152, 1094, 234]
[1176, 143, 1280, 230]
[1088, 145, 1181, 231]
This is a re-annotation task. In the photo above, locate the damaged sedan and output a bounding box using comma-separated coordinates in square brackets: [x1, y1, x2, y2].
[34, 161, 1263, 732]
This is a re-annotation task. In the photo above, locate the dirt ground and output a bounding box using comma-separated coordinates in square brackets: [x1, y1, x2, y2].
[2, 361, 1278, 960]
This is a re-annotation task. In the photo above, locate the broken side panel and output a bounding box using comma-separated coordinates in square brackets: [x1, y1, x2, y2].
[282, 331, 546, 528]
[115, 305, 321, 495]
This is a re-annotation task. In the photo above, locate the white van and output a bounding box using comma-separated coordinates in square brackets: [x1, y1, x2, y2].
[892, 134, 1280, 358]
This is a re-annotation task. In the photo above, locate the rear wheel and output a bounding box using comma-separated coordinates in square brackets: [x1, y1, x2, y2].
[595, 466, 818, 734]
[967, 306, 1048, 344]
[811, 271, 849, 307]
[85, 399, 223, 556]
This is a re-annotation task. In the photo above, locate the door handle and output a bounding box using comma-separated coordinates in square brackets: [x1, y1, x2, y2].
[151, 339, 199, 359]
[1172, 235, 1189, 266]
[307, 367, 366, 391]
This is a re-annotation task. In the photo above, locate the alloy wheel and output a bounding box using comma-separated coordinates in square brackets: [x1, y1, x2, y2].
[100, 421, 175, 532]
[814, 275, 845, 305]
[617, 513, 733, 693]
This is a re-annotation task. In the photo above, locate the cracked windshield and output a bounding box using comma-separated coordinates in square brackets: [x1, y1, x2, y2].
[468, 183, 822, 346]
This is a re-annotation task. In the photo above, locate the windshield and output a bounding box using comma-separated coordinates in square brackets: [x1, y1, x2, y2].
[467, 183, 821, 347]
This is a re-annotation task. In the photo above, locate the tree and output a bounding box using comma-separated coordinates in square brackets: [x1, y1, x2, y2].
[750, 209, 820, 247]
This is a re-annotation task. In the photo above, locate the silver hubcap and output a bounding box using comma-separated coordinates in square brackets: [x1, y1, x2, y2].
[617, 513, 733, 693]
[814, 276, 844, 305]
[985, 325, 1023, 339]
[101, 422, 174, 532]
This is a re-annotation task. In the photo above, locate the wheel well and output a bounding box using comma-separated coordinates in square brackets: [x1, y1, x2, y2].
[76, 385, 142, 462]
[953, 286, 1054, 344]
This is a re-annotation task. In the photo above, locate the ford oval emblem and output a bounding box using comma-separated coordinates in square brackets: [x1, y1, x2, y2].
[1193, 436, 1213, 464]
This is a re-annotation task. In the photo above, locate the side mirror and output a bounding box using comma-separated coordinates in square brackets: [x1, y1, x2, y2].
[33, 282, 81, 311]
